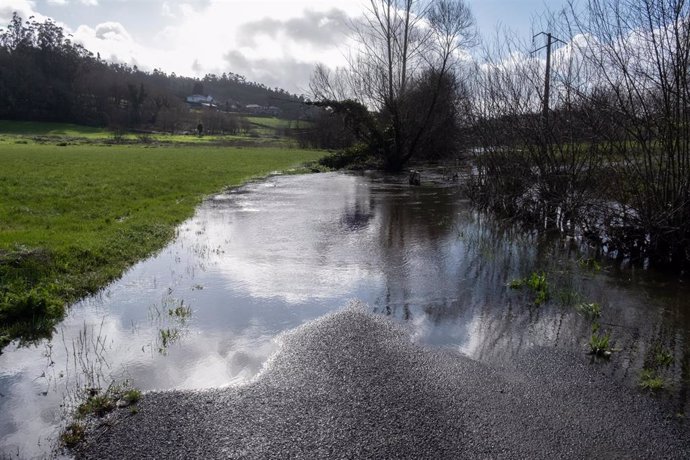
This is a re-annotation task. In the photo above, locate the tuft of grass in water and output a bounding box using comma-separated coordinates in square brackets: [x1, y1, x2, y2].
[168, 302, 192, 320]
[576, 302, 602, 320]
[0, 143, 324, 348]
[63, 381, 143, 448]
[76, 391, 116, 418]
[588, 323, 612, 357]
[639, 368, 665, 391]
[158, 328, 181, 353]
[556, 288, 582, 306]
[60, 422, 86, 448]
[508, 271, 549, 305]
[508, 278, 526, 289]
[654, 347, 674, 367]
[123, 388, 141, 404]
[578, 257, 602, 272]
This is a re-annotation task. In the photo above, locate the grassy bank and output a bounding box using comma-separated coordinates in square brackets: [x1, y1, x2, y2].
[0, 142, 323, 349]
[0, 119, 301, 147]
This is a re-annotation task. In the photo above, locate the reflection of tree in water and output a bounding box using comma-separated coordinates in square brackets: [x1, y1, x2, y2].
[370, 187, 458, 315]
[339, 191, 374, 232]
[371, 185, 540, 320]
[326, 175, 690, 416]
[368, 184, 594, 362]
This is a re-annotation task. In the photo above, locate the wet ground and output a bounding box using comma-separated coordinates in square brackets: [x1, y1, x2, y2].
[1, 171, 689, 457]
[75, 304, 690, 459]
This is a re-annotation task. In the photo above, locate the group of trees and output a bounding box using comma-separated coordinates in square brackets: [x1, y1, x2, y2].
[306, 0, 689, 268]
[0, 13, 306, 131]
[464, 0, 690, 268]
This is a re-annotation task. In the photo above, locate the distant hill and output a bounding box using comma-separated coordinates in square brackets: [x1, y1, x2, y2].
[0, 13, 310, 129]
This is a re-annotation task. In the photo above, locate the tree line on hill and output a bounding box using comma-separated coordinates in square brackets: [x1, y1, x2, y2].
[0, 13, 307, 133]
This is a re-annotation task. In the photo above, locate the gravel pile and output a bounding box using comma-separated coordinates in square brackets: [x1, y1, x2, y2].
[76, 303, 689, 459]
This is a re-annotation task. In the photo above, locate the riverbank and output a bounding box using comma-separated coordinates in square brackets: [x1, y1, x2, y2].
[74, 304, 689, 459]
[0, 141, 323, 349]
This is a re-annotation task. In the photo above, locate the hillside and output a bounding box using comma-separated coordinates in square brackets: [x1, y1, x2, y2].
[0, 13, 309, 130]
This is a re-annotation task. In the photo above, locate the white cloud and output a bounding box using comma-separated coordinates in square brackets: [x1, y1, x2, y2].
[237, 8, 351, 48]
[224, 49, 316, 93]
[161, 1, 174, 18]
[0, 0, 45, 24]
[73, 21, 143, 66]
[141, 1, 361, 92]
[47, 0, 68, 5]
[93, 21, 131, 41]
[2, 0, 363, 93]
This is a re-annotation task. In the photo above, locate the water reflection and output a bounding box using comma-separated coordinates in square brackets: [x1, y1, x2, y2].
[1, 172, 689, 457]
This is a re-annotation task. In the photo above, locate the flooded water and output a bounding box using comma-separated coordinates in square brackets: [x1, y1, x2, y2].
[1, 172, 689, 458]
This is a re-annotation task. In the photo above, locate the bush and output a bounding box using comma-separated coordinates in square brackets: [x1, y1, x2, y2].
[318, 145, 380, 170]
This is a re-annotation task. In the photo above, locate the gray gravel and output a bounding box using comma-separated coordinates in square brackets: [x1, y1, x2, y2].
[77, 304, 689, 459]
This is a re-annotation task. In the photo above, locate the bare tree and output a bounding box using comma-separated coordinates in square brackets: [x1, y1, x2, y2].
[466, 19, 606, 230]
[310, 0, 476, 170]
[467, 0, 690, 267]
[565, 0, 690, 265]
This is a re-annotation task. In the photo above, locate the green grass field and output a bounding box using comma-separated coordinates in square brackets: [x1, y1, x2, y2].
[246, 116, 296, 129]
[0, 141, 323, 348]
[0, 119, 307, 146]
[0, 120, 110, 139]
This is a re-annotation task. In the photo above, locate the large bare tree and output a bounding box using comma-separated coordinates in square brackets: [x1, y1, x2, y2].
[310, 0, 476, 171]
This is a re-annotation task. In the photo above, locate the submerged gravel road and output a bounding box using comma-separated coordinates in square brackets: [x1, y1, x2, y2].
[77, 304, 689, 459]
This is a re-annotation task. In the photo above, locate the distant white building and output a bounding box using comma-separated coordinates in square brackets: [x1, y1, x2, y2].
[186, 94, 215, 107]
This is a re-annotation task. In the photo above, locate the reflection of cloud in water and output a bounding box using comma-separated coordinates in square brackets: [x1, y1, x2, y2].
[197, 175, 383, 304]
[0, 303, 279, 456]
[3, 172, 689, 457]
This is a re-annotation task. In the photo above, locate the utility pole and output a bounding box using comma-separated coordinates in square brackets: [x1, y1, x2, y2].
[532, 32, 565, 124]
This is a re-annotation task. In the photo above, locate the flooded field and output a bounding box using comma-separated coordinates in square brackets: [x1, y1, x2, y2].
[1, 172, 688, 457]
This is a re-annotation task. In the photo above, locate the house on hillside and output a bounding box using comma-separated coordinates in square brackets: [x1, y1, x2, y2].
[186, 94, 216, 108]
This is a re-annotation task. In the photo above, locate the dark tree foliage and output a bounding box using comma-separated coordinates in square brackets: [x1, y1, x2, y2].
[308, 99, 385, 153]
[309, 0, 476, 171]
[309, 71, 465, 166]
[0, 13, 92, 122]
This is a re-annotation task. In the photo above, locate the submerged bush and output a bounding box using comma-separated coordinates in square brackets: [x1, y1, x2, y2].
[508, 271, 550, 306]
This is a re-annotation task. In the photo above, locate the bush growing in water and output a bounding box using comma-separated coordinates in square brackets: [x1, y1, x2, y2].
[467, 0, 690, 271]
[508, 271, 549, 306]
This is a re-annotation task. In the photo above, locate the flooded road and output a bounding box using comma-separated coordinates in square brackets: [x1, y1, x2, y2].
[1, 172, 689, 457]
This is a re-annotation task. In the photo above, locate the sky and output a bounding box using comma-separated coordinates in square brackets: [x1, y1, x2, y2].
[0, 0, 567, 95]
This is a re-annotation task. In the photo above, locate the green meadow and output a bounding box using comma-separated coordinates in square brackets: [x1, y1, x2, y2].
[0, 134, 324, 348]
[0, 120, 111, 139]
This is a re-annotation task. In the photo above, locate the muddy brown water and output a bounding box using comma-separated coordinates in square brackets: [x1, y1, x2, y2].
[1, 171, 688, 458]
